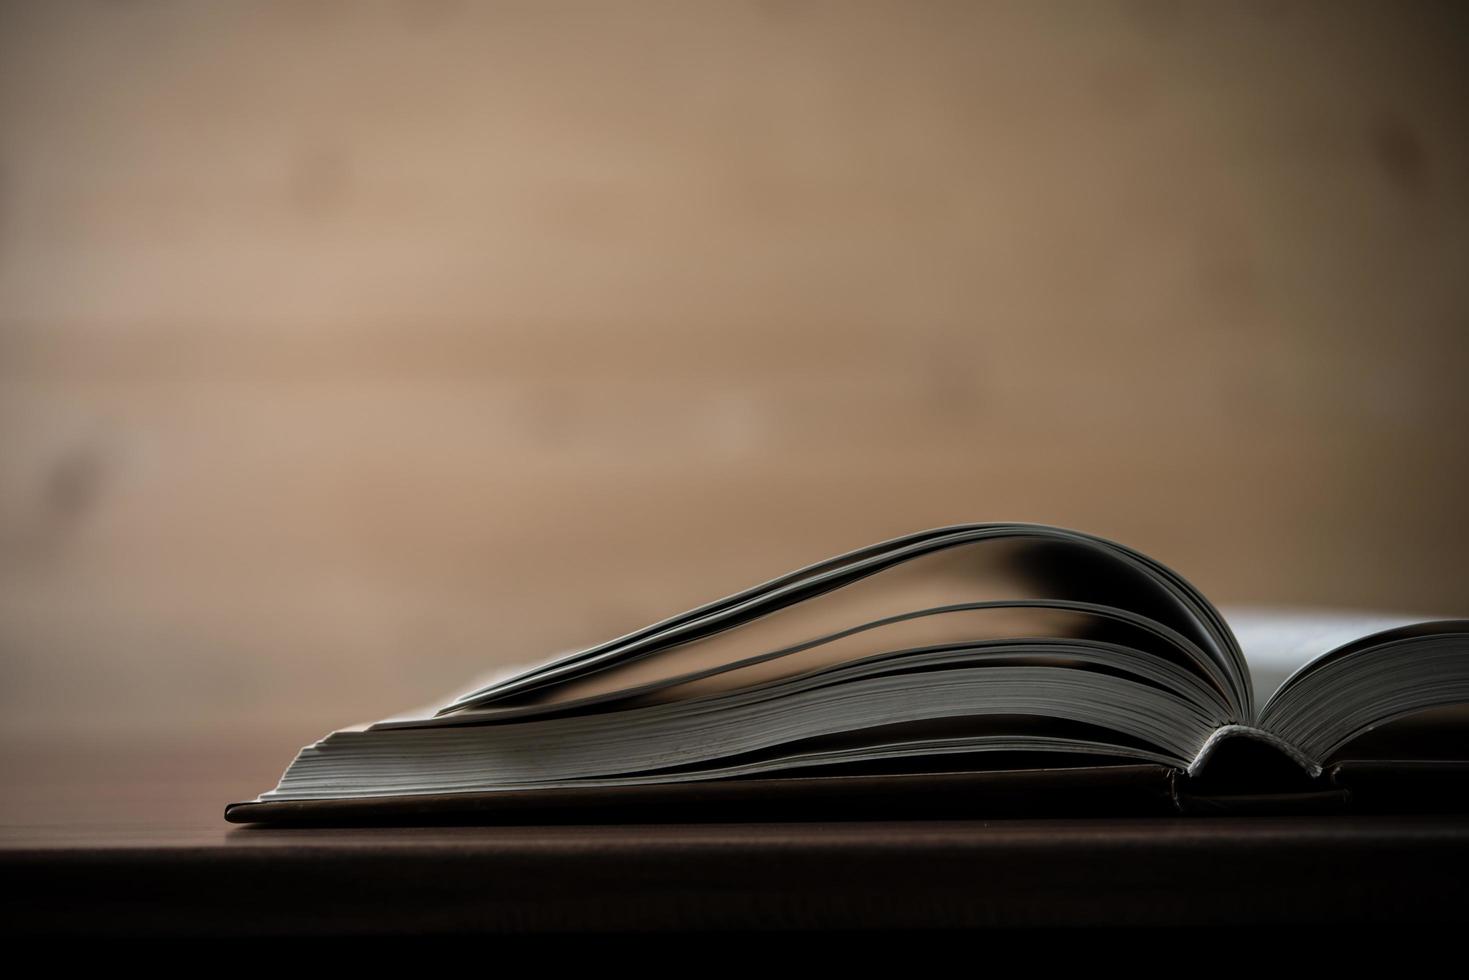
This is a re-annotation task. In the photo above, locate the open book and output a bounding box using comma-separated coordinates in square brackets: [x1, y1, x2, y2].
[228, 524, 1469, 822]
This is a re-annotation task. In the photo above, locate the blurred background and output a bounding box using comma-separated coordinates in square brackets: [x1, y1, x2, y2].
[1, 0, 1466, 757]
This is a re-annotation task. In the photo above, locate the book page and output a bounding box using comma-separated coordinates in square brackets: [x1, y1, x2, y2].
[440, 525, 1242, 715]
[1225, 606, 1440, 708]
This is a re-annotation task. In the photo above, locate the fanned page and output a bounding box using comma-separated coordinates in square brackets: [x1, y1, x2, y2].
[252, 525, 1260, 802]
[416, 524, 1247, 721]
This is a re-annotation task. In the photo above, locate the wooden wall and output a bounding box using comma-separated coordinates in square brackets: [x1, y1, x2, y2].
[1, 1, 1466, 737]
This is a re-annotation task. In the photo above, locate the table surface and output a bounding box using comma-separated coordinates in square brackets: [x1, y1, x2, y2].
[5, 729, 1469, 936]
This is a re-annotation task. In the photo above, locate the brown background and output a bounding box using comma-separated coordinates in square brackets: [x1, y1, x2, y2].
[1, 0, 1466, 750]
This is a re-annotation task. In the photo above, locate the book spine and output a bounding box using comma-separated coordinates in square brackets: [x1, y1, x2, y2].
[1187, 724, 1322, 778]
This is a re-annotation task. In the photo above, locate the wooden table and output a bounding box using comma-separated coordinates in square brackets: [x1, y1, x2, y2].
[5, 730, 1468, 938]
